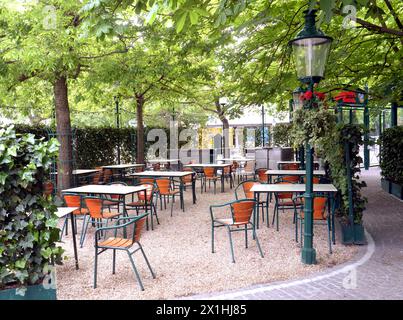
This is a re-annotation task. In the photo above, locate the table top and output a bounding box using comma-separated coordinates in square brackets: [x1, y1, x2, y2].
[62, 184, 147, 195]
[147, 159, 180, 163]
[220, 158, 251, 162]
[52, 169, 100, 175]
[277, 161, 320, 164]
[184, 163, 232, 168]
[55, 207, 79, 218]
[265, 170, 326, 176]
[102, 164, 145, 169]
[251, 184, 337, 193]
[130, 171, 193, 178]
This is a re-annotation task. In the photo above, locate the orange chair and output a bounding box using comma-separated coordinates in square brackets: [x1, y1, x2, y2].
[203, 167, 219, 194]
[155, 179, 181, 216]
[102, 169, 113, 184]
[235, 180, 269, 227]
[61, 193, 89, 239]
[91, 169, 104, 185]
[303, 176, 321, 184]
[93, 213, 156, 290]
[272, 182, 303, 231]
[126, 183, 159, 230]
[255, 168, 268, 183]
[281, 175, 301, 183]
[102, 182, 127, 212]
[180, 169, 193, 191]
[80, 197, 122, 247]
[282, 163, 299, 170]
[210, 199, 264, 263]
[295, 196, 332, 253]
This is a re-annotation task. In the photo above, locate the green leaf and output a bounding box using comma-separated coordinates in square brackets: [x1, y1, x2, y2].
[189, 11, 199, 25]
[176, 11, 188, 33]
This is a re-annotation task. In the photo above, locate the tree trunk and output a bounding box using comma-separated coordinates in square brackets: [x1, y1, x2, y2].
[54, 75, 73, 193]
[136, 94, 145, 164]
[215, 100, 230, 157]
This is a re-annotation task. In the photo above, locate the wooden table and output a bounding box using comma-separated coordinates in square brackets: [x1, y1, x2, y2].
[265, 169, 326, 183]
[251, 184, 337, 241]
[130, 171, 197, 208]
[147, 159, 180, 163]
[220, 158, 250, 162]
[183, 163, 233, 192]
[56, 207, 79, 270]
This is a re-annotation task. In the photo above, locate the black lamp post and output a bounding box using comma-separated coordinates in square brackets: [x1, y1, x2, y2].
[291, 87, 305, 163]
[289, 9, 333, 265]
[219, 97, 229, 157]
[114, 95, 121, 165]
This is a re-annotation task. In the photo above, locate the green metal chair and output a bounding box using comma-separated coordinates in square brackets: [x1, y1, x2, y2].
[294, 194, 333, 254]
[102, 181, 128, 213]
[93, 213, 156, 291]
[210, 199, 264, 263]
[272, 179, 303, 231]
[234, 180, 269, 227]
[80, 196, 122, 248]
[126, 182, 159, 230]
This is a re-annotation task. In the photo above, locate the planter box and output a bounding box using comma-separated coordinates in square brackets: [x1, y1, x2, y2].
[381, 178, 391, 193]
[340, 222, 367, 245]
[390, 182, 403, 200]
[0, 284, 56, 300]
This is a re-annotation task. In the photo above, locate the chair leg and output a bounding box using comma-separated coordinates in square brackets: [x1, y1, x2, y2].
[127, 252, 145, 291]
[93, 247, 98, 289]
[327, 219, 333, 254]
[227, 227, 235, 263]
[60, 216, 68, 240]
[244, 224, 248, 248]
[80, 214, 90, 248]
[211, 222, 215, 253]
[252, 224, 264, 258]
[138, 243, 156, 279]
[272, 203, 277, 226]
[266, 199, 269, 228]
[300, 219, 303, 247]
[112, 249, 116, 274]
[170, 195, 174, 217]
[152, 203, 160, 225]
[295, 217, 299, 242]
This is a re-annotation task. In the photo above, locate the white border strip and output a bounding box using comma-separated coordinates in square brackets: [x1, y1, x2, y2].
[200, 230, 375, 300]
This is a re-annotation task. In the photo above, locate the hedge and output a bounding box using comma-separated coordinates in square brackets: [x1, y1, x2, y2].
[379, 126, 403, 185]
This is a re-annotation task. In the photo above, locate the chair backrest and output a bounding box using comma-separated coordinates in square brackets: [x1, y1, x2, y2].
[244, 160, 255, 172]
[102, 169, 113, 184]
[137, 183, 154, 202]
[301, 196, 327, 220]
[139, 178, 155, 184]
[84, 197, 103, 219]
[232, 161, 239, 170]
[231, 200, 255, 224]
[223, 165, 231, 174]
[281, 175, 300, 183]
[282, 163, 299, 170]
[108, 182, 127, 199]
[181, 170, 193, 183]
[275, 181, 294, 200]
[135, 166, 144, 173]
[203, 167, 216, 178]
[63, 194, 82, 214]
[92, 169, 103, 184]
[303, 176, 320, 184]
[155, 179, 171, 193]
[152, 163, 161, 171]
[235, 180, 260, 200]
[256, 168, 267, 183]
[43, 181, 54, 196]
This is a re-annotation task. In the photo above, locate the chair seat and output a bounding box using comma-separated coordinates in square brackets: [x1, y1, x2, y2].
[102, 212, 121, 219]
[98, 237, 133, 248]
[299, 212, 327, 220]
[103, 200, 120, 206]
[73, 208, 89, 215]
[126, 200, 148, 207]
[159, 190, 180, 196]
[214, 218, 248, 226]
[277, 200, 302, 207]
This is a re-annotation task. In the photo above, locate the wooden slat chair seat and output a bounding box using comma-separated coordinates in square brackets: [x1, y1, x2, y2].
[210, 199, 264, 263]
[295, 196, 332, 254]
[94, 213, 156, 291]
[235, 180, 269, 227]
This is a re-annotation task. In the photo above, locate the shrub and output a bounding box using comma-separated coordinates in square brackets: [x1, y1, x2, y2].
[379, 126, 403, 185]
[0, 125, 63, 291]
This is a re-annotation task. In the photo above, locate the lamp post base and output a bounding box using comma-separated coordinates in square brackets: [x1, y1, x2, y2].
[301, 247, 317, 265]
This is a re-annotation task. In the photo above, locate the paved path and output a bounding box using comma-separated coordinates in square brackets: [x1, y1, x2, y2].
[186, 168, 403, 300]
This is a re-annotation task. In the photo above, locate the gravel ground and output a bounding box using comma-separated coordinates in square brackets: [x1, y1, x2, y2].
[56, 180, 357, 300]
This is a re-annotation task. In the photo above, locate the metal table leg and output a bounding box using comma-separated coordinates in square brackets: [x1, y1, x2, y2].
[69, 213, 79, 270]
